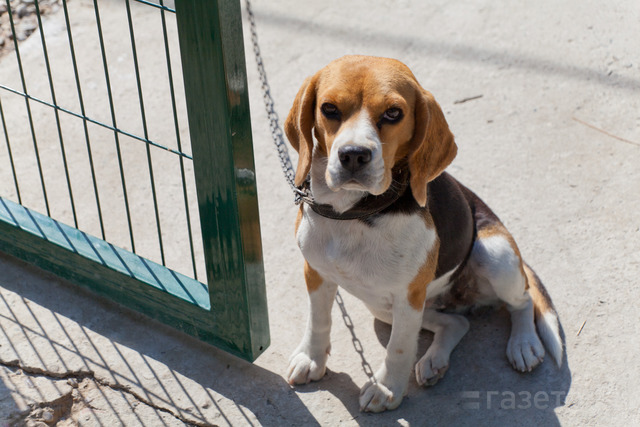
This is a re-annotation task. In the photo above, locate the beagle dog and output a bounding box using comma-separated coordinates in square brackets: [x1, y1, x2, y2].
[284, 55, 562, 413]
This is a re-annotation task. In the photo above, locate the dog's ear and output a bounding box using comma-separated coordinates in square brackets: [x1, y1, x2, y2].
[408, 89, 457, 207]
[285, 75, 318, 187]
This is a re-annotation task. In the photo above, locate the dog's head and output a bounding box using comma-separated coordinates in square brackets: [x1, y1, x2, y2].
[284, 55, 457, 207]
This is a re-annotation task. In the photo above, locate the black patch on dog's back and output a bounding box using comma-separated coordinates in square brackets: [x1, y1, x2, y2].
[427, 173, 475, 277]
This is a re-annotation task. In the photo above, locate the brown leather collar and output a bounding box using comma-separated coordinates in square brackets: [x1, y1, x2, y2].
[298, 160, 410, 221]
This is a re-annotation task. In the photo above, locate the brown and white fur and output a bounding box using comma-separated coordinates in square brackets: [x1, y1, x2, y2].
[284, 55, 562, 413]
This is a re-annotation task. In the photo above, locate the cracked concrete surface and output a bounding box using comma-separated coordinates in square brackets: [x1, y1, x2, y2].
[1, 364, 73, 425]
[0, 365, 188, 426]
[1, 0, 639, 425]
[0, 255, 281, 426]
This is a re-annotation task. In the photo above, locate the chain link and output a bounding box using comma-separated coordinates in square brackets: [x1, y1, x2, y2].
[334, 291, 376, 380]
[244, 0, 374, 380]
[245, 0, 303, 204]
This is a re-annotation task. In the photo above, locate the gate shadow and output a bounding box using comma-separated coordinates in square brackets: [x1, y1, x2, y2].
[0, 252, 318, 426]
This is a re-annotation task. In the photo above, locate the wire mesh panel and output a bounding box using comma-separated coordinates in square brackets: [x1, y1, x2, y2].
[0, 0, 269, 361]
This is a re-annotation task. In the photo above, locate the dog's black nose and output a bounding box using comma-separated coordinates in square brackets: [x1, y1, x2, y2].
[338, 146, 372, 172]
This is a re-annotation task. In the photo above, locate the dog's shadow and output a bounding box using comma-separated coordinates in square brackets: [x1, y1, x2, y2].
[313, 308, 572, 426]
[384, 309, 570, 425]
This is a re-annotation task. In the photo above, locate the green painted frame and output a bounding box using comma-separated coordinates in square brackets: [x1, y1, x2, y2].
[0, 0, 269, 362]
[174, 0, 269, 361]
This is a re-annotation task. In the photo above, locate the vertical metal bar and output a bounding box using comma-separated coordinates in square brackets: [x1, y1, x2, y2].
[92, 0, 136, 252]
[61, 0, 105, 239]
[159, 0, 198, 280]
[175, 0, 269, 359]
[34, 0, 78, 228]
[0, 95, 21, 204]
[124, 0, 166, 266]
[5, 0, 50, 216]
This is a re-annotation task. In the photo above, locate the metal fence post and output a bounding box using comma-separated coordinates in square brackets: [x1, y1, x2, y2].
[174, 0, 269, 360]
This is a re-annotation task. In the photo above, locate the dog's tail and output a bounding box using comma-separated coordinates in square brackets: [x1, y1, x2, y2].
[525, 263, 563, 367]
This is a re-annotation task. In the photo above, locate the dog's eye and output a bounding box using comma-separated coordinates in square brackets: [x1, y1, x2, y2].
[321, 103, 341, 120]
[377, 107, 403, 129]
[383, 108, 403, 122]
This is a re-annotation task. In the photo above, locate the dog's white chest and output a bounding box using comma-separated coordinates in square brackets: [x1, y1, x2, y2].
[297, 208, 436, 310]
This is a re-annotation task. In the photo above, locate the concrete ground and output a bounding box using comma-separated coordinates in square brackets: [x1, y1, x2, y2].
[1, 0, 639, 425]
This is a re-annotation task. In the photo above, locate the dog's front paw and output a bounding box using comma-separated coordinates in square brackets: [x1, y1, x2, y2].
[359, 371, 406, 412]
[286, 345, 329, 385]
[415, 346, 449, 386]
[507, 333, 545, 372]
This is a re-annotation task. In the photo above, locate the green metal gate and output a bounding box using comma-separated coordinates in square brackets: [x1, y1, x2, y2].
[0, 0, 269, 361]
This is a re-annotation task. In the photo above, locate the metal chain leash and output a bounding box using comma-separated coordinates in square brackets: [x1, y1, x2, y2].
[244, 0, 374, 380]
[334, 290, 375, 379]
[245, 0, 307, 204]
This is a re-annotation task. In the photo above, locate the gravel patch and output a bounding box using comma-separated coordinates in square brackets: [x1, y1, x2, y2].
[0, 0, 62, 56]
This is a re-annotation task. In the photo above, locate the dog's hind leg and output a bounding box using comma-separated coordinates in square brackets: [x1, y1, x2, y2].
[470, 227, 546, 372]
[415, 308, 469, 386]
